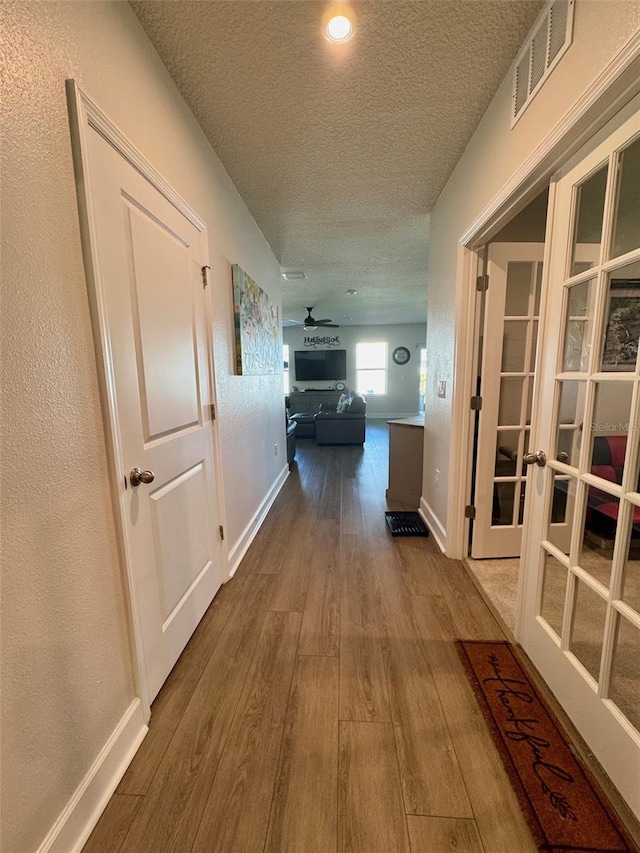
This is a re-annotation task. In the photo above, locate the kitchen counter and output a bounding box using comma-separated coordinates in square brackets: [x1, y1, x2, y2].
[386, 415, 425, 506]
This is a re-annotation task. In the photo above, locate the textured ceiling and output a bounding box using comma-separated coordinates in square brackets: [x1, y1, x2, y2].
[131, 0, 544, 326]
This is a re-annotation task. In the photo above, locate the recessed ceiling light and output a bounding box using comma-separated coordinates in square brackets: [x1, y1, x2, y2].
[323, 5, 356, 43]
[281, 271, 307, 281]
[326, 14, 353, 42]
[346, 288, 357, 295]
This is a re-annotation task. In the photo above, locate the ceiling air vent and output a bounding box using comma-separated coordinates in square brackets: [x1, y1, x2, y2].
[511, 0, 574, 127]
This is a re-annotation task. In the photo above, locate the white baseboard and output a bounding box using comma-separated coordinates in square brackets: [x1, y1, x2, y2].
[36, 699, 147, 853]
[419, 497, 447, 554]
[227, 465, 289, 578]
[367, 412, 422, 420]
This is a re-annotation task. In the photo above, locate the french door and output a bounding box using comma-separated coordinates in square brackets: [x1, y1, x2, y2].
[520, 99, 640, 819]
[473, 243, 545, 558]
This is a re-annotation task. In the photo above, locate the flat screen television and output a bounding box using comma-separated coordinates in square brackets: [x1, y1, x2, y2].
[294, 349, 347, 381]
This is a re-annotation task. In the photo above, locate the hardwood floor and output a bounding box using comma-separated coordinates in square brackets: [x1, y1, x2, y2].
[84, 420, 537, 853]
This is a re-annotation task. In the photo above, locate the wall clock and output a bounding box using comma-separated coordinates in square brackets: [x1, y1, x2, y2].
[392, 346, 411, 365]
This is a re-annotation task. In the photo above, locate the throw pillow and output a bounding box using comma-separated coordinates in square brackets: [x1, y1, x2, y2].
[336, 393, 349, 413]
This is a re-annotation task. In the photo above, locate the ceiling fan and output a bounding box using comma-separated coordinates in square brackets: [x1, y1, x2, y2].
[290, 307, 340, 330]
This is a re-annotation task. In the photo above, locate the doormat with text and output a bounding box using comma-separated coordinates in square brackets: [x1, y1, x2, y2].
[456, 640, 637, 853]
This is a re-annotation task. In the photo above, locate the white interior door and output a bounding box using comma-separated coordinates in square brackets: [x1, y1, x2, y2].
[520, 99, 640, 819]
[75, 99, 225, 702]
[473, 242, 545, 558]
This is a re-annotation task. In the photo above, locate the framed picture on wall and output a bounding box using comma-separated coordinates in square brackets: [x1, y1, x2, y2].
[231, 264, 281, 375]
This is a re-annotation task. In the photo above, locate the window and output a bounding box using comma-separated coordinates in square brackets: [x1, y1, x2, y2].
[283, 344, 290, 394]
[419, 347, 427, 412]
[356, 342, 387, 395]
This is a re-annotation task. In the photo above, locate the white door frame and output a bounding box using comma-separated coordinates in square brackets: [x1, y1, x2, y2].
[66, 81, 228, 717]
[446, 36, 640, 566]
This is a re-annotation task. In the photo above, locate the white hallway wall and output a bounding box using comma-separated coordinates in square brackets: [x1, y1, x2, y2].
[283, 323, 427, 417]
[1, 3, 284, 852]
[423, 0, 640, 551]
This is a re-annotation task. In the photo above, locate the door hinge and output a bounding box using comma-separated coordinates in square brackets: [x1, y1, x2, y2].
[219, 525, 224, 541]
[201, 265, 211, 288]
[210, 403, 216, 420]
[465, 505, 476, 519]
[470, 395, 483, 411]
[476, 274, 489, 292]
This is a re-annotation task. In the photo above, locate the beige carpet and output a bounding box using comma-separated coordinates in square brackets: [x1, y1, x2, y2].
[465, 557, 520, 634]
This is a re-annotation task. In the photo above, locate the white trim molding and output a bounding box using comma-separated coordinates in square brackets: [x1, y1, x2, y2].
[445, 243, 479, 559]
[36, 700, 147, 853]
[69, 83, 205, 233]
[227, 466, 290, 578]
[368, 411, 421, 420]
[419, 497, 447, 555]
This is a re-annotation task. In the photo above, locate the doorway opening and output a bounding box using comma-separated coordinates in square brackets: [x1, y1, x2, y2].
[466, 187, 550, 632]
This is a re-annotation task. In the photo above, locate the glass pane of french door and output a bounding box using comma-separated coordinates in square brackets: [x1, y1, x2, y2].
[522, 102, 640, 821]
[570, 164, 608, 274]
[611, 135, 640, 258]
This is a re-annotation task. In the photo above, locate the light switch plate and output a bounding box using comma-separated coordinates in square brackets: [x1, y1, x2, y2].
[437, 380, 446, 398]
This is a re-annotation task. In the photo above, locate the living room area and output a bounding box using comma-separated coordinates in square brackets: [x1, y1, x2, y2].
[283, 322, 427, 452]
[282, 322, 428, 522]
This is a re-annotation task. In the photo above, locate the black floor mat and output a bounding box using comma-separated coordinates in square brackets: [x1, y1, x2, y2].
[384, 511, 430, 537]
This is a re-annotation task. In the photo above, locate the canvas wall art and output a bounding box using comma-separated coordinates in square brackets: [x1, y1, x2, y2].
[232, 264, 281, 375]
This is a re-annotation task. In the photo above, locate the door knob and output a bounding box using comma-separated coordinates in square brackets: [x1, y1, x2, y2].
[129, 467, 155, 487]
[523, 450, 546, 467]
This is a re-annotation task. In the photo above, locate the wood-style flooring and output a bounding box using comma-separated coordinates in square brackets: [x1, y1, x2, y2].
[84, 421, 538, 853]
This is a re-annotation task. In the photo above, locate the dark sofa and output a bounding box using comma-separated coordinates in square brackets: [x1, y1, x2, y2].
[314, 393, 367, 445]
[286, 419, 297, 465]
